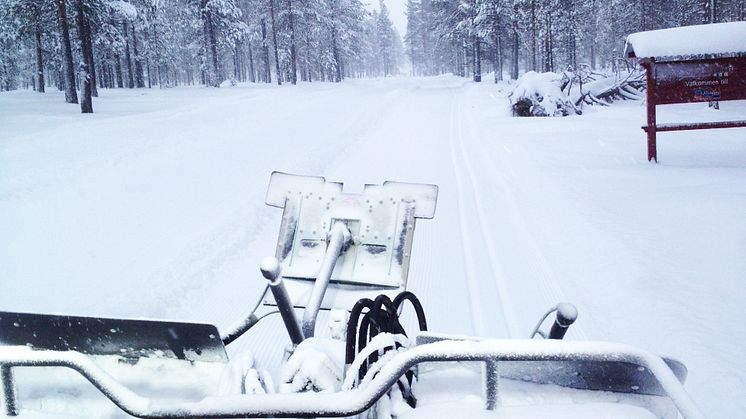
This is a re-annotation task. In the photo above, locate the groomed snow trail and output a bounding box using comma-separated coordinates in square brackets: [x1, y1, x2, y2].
[1, 77, 745, 417]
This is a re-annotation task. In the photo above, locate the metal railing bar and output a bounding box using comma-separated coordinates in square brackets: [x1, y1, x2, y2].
[0, 339, 705, 419]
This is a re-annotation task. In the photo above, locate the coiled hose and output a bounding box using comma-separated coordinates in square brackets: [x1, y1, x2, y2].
[345, 291, 428, 406]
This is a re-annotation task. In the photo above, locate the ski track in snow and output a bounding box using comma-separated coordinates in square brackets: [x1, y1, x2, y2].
[448, 95, 489, 337]
[455, 89, 588, 340]
[1, 77, 745, 417]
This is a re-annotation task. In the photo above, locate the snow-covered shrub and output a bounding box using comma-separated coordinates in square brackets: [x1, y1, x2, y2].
[219, 77, 239, 88]
[509, 71, 581, 117]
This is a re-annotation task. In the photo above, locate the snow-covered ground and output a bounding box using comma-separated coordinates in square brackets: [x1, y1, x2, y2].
[1, 76, 744, 417]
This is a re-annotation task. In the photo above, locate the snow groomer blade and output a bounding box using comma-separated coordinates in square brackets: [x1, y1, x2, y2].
[0, 311, 228, 363]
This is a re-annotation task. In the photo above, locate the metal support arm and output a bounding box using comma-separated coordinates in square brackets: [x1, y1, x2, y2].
[302, 222, 351, 338]
[262, 257, 304, 345]
[1, 364, 17, 416]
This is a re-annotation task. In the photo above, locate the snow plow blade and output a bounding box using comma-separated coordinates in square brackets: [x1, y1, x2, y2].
[498, 358, 687, 396]
[417, 332, 687, 396]
[0, 311, 227, 363]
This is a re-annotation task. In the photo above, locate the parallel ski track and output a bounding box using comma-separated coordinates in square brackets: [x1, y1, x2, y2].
[448, 92, 512, 338]
[454, 87, 588, 340]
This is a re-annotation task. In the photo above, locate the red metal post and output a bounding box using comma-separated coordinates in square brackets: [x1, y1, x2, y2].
[643, 59, 657, 163]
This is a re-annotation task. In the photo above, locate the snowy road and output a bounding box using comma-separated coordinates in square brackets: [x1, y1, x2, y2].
[1, 77, 745, 416]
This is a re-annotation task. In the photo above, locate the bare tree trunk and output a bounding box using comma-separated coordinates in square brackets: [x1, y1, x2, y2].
[261, 20, 272, 83]
[590, 0, 596, 69]
[473, 36, 481, 82]
[56, 0, 78, 103]
[152, 21, 162, 87]
[455, 42, 462, 76]
[132, 25, 145, 87]
[268, 0, 282, 85]
[208, 14, 220, 85]
[82, 15, 97, 96]
[114, 53, 123, 87]
[146, 56, 151, 88]
[287, 0, 297, 84]
[331, 25, 342, 82]
[710, 0, 717, 23]
[233, 45, 240, 80]
[199, 0, 220, 86]
[494, 26, 503, 82]
[98, 58, 105, 88]
[74, 0, 93, 113]
[462, 39, 469, 77]
[543, 4, 553, 72]
[567, 0, 577, 70]
[1, 58, 9, 91]
[530, 0, 537, 71]
[101, 59, 110, 88]
[35, 25, 45, 93]
[491, 11, 501, 83]
[511, 23, 519, 80]
[305, 33, 312, 81]
[123, 21, 135, 88]
[248, 42, 256, 82]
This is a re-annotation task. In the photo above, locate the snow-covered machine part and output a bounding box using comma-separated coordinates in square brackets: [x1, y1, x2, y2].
[0, 340, 703, 419]
[259, 257, 304, 344]
[0, 173, 705, 419]
[529, 303, 579, 340]
[264, 172, 438, 311]
[415, 332, 688, 397]
[0, 311, 228, 363]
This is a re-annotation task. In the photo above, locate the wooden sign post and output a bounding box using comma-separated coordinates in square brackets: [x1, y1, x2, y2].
[639, 56, 746, 162]
[626, 23, 746, 162]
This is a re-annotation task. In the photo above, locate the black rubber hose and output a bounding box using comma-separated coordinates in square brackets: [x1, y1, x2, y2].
[393, 291, 428, 332]
[361, 296, 400, 377]
[373, 294, 398, 332]
[346, 298, 374, 365]
[220, 285, 270, 346]
[348, 293, 427, 384]
[357, 311, 383, 380]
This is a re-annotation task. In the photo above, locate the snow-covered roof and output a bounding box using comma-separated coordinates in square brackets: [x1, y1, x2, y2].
[625, 22, 746, 62]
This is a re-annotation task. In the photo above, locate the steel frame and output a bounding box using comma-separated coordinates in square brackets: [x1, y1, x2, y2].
[0, 339, 703, 419]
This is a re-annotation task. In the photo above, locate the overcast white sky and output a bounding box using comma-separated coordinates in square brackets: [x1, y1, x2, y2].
[367, 0, 408, 37]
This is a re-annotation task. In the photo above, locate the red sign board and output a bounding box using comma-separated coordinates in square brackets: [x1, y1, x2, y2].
[640, 55, 746, 162]
[653, 56, 746, 104]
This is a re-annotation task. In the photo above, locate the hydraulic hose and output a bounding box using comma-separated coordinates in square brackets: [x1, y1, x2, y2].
[220, 284, 269, 346]
[346, 298, 374, 365]
[393, 291, 428, 332]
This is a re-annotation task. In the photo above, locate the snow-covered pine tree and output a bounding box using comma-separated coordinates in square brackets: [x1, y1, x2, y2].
[3, 0, 743, 91]
[375, 1, 400, 76]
